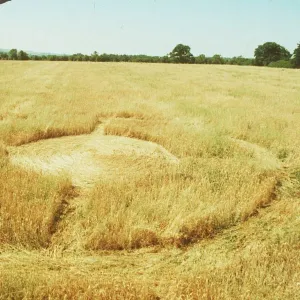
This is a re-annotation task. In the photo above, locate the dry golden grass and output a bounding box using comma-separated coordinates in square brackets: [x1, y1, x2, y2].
[0, 162, 76, 248]
[0, 61, 299, 299]
[1, 197, 299, 299]
[83, 161, 280, 250]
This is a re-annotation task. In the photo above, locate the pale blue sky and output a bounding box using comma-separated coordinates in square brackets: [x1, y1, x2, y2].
[0, 0, 299, 57]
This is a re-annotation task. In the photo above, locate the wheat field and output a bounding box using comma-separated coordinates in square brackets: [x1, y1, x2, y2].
[0, 61, 299, 299]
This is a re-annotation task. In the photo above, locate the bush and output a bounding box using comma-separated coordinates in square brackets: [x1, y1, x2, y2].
[268, 60, 293, 69]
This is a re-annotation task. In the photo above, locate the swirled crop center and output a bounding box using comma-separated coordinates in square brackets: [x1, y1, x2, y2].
[8, 120, 179, 188]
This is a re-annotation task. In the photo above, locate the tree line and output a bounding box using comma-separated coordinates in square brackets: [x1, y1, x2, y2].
[1, 42, 300, 68]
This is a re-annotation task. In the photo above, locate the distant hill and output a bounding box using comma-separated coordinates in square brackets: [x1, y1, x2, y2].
[0, 48, 67, 56]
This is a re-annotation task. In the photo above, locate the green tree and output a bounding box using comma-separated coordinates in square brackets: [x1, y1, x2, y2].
[71, 53, 85, 61]
[195, 54, 206, 64]
[8, 48, 18, 60]
[17, 50, 29, 60]
[211, 54, 224, 64]
[0, 52, 8, 60]
[292, 43, 300, 68]
[48, 55, 57, 61]
[230, 56, 253, 66]
[254, 42, 291, 66]
[161, 56, 170, 63]
[99, 53, 112, 62]
[33, 55, 42, 61]
[91, 51, 99, 62]
[268, 60, 293, 69]
[169, 44, 194, 64]
[83, 55, 90, 62]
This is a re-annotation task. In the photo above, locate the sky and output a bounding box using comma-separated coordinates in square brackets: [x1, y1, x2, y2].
[0, 0, 299, 57]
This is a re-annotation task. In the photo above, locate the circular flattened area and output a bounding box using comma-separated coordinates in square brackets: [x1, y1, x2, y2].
[9, 132, 179, 187]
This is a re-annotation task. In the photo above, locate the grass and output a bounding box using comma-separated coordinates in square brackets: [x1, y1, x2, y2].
[83, 160, 279, 250]
[0, 160, 75, 248]
[0, 61, 299, 299]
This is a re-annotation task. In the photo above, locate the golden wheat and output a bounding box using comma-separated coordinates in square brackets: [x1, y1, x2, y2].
[0, 61, 299, 299]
